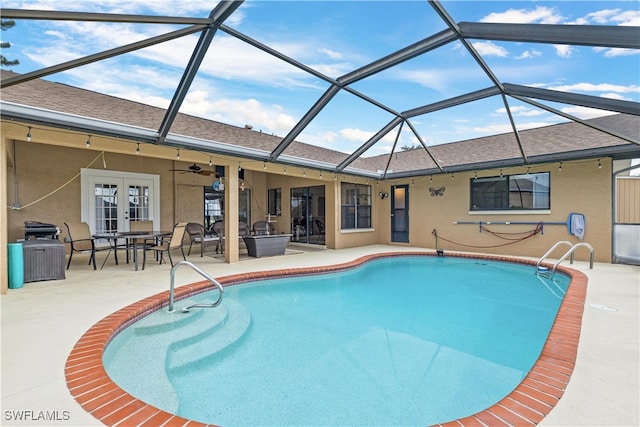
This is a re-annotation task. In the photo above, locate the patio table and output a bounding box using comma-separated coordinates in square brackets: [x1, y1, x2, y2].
[93, 231, 171, 271]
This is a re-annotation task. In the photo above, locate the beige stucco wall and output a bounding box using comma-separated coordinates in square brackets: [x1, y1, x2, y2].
[5, 140, 182, 242]
[372, 160, 611, 262]
[1, 119, 616, 293]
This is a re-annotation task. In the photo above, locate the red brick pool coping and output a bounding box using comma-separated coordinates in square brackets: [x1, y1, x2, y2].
[65, 252, 587, 427]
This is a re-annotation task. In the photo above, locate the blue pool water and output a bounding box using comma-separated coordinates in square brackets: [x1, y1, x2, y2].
[103, 256, 569, 426]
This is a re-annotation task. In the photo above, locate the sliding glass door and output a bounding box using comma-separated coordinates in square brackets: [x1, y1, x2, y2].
[290, 185, 325, 245]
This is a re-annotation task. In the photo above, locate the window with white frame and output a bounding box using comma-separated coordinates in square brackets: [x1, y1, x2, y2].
[341, 182, 372, 229]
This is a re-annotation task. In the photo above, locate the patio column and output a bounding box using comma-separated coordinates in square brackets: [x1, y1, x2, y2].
[224, 165, 239, 263]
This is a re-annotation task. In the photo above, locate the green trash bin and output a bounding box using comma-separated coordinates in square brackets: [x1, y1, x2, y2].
[8, 242, 24, 289]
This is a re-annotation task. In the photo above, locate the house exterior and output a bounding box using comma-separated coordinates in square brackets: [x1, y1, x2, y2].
[2, 71, 639, 294]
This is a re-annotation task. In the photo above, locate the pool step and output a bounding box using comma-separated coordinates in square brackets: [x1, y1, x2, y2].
[102, 306, 226, 413]
[104, 301, 235, 413]
[166, 299, 252, 376]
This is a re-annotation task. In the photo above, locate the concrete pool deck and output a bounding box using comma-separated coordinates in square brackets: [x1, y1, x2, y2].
[1, 245, 638, 426]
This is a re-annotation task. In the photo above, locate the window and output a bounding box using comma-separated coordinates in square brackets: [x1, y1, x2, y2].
[203, 187, 251, 230]
[268, 188, 282, 216]
[341, 183, 372, 229]
[470, 172, 550, 211]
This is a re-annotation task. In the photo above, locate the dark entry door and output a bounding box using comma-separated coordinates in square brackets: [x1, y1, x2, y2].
[291, 185, 325, 245]
[391, 184, 409, 243]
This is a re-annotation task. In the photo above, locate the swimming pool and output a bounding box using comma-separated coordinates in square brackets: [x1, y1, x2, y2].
[97, 254, 572, 426]
[65, 253, 586, 425]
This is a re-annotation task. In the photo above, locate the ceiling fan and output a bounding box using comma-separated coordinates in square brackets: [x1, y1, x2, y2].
[169, 163, 219, 177]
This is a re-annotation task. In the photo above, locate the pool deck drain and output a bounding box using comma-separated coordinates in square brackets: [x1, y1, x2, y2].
[65, 252, 587, 427]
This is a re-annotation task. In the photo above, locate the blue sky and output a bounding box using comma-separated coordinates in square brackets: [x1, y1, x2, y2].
[2, 1, 639, 157]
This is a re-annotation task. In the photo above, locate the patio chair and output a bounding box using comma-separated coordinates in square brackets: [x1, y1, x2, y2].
[128, 220, 153, 261]
[142, 222, 188, 269]
[212, 222, 225, 254]
[211, 221, 251, 254]
[64, 222, 111, 270]
[185, 222, 218, 256]
[130, 220, 153, 235]
[252, 220, 271, 235]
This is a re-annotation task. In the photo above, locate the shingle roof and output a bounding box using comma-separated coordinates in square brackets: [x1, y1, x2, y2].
[372, 114, 640, 175]
[1, 70, 638, 177]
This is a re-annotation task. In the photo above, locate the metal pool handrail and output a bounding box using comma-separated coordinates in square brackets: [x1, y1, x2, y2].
[549, 242, 595, 278]
[168, 260, 223, 313]
[536, 240, 573, 271]
[537, 241, 594, 279]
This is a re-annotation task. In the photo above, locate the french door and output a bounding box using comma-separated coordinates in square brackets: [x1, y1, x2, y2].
[81, 169, 160, 234]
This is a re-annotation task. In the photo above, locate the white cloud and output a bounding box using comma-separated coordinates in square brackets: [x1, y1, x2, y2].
[23, 13, 324, 91]
[339, 128, 376, 142]
[198, 37, 317, 89]
[570, 7, 639, 26]
[3, 0, 218, 16]
[599, 92, 630, 101]
[612, 10, 640, 26]
[515, 50, 542, 60]
[494, 106, 544, 117]
[585, 9, 622, 24]
[395, 69, 448, 92]
[301, 126, 406, 155]
[472, 41, 508, 57]
[601, 48, 640, 58]
[394, 61, 498, 93]
[583, 8, 640, 26]
[320, 48, 343, 60]
[191, 96, 297, 136]
[561, 106, 617, 119]
[548, 82, 640, 96]
[553, 45, 573, 58]
[480, 6, 563, 24]
[42, 30, 67, 39]
[473, 121, 554, 134]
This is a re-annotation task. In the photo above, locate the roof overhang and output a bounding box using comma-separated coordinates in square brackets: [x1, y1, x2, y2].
[384, 145, 640, 180]
[1, 101, 381, 178]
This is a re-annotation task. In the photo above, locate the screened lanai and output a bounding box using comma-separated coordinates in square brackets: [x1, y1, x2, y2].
[1, 0, 638, 176]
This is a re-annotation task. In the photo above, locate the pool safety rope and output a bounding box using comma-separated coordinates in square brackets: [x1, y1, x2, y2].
[432, 222, 543, 249]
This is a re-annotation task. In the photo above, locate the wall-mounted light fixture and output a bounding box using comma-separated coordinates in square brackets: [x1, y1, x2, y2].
[26, 127, 32, 142]
[85, 135, 91, 148]
[135, 143, 140, 155]
[378, 192, 389, 199]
